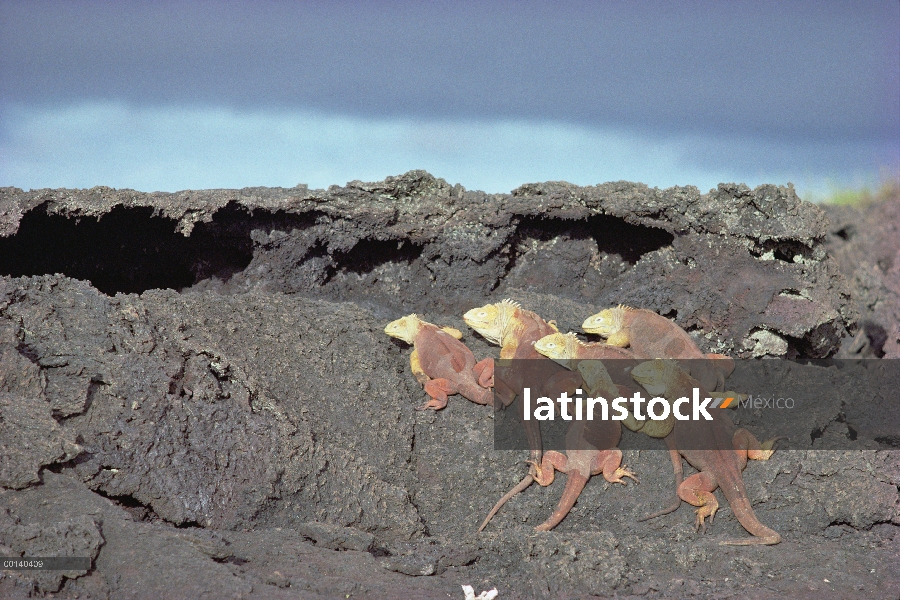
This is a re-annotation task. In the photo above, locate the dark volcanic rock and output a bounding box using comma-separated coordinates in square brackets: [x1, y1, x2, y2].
[0, 393, 81, 490]
[0, 505, 102, 594]
[0, 172, 853, 356]
[0, 173, 895, 599]
[1, 276, 422, 537]
[824, 191, 900, 358]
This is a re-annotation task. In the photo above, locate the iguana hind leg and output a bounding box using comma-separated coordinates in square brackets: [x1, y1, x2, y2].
[419, 378, 457, 410]
[473, 357, 494, 388]
[678, 471, 719, 533]
[530, 451, 586, 532]
[594, 448, 638, 485]
[530, 449, 636, 532]
[529, 451, 568, 487]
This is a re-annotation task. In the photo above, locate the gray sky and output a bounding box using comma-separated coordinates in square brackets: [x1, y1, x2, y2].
[2, 1, 898, 197]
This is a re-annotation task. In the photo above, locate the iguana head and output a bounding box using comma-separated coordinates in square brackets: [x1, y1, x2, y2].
[383, 314, 424, 344]
[463, 299, 519, 346]
[630, 359, 677, 396]
[582, 306, 627, 337]
[534, 332, 580, 361]
[576, 360, 618, 398]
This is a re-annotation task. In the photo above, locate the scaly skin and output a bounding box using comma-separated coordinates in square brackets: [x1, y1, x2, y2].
[478, 361, 638, 531]
[530, 421, 636, 531]
[534, 332, 673, 438]
[464, 300, 560, 530]
[384, 314, 493, 410]
[529, 361, 637, 530]
[583, 306, 733, 391]
[463, 299, 559, 410]
[631, 359, 784, 546]
[463, 299, 559, 365]
[535, 331, 747, 509]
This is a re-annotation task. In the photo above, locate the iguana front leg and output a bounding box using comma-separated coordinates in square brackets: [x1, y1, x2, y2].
[409, 349, 432, 385]
[440, 326, 464, 339]
[678, 471, 719, 533]
[606, 330, 630, 347]
[733, 429, 786, 463]
[420, 378, 458, 411]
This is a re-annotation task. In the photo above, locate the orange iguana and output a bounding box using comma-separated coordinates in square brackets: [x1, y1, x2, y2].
[476, 360, 637, 531]
[582, 306, 732, 391]
[533, 331, 748, 516]
[534, 332, 739, 438]
[630, 359, 783, 545]
[533, 331, 637, 386]
[384, 314, 493, 410]
[463, 299, 560, 409]
[463, 299, 560, 530]
[528, 361, 638, 531]
[534, 332, 673, 440]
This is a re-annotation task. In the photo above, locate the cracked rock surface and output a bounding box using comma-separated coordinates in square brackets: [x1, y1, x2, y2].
[0, 172, 897, 599]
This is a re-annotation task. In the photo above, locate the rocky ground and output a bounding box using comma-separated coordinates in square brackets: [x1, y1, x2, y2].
[0, 172, 897, 599]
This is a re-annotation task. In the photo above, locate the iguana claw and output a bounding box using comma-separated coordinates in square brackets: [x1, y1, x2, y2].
[609, 466, 639, 485]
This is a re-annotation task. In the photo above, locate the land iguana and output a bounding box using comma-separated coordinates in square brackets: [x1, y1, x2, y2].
[534, 331, 749, 511]
[534, 331, 741, 433]
[630, 359, 783, 546]
[534, 331, 673, 438]
[384, 314, 493, 410]
[528, 360, 638, 531]
[463, 299, 561, 530]
[582, 306, 732, 391]
[477, 360, 638, 531]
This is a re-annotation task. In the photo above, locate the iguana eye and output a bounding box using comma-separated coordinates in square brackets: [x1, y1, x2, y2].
[546, 343, 555, 348]
[478, 311, 486, 317]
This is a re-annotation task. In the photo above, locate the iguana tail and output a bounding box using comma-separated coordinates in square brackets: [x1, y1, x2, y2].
[638, 443, 684, 521]
[478, 475, 533, 532]
[460, 382, 494, 407]
[474, 386, 495, 407]
[717, 471, 781, 545]
[534, 471, 589, 532]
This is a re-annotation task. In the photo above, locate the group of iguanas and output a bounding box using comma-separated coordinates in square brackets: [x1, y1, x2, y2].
[384, 301, 783, 546]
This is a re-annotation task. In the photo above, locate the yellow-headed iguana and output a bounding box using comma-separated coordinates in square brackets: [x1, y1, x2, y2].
[583, 306, 733, 391]
[630, 359, 784, 545]
[385, 314, 493, 410]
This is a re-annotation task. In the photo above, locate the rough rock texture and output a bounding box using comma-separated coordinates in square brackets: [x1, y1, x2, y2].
[0, 393, 81, 490]
[824, 192, 900, 358]
[0, 172, 896, 599]
[0, 505, 103, 594]
[0, 172, 855, 357]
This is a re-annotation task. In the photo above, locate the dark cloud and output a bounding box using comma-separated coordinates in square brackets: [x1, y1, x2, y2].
[1, 1, 898, 144]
